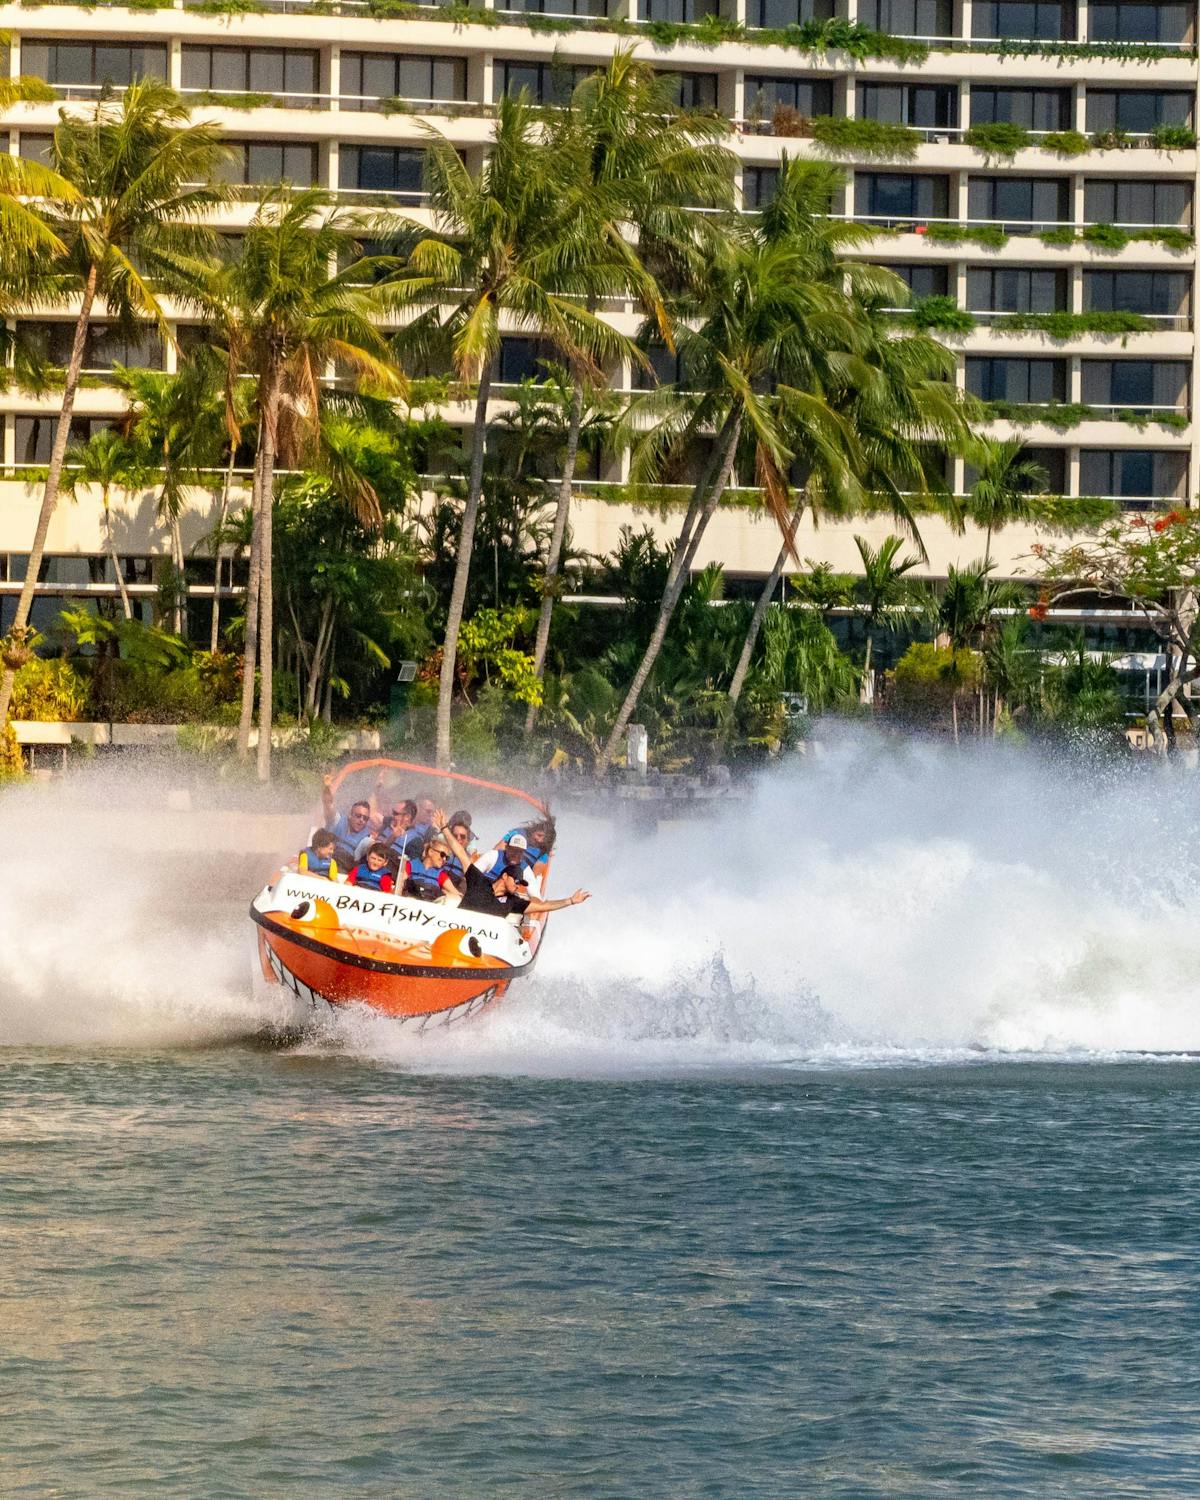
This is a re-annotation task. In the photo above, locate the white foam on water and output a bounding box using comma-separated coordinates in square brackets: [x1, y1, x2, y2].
[3, 740, 1200, 1067]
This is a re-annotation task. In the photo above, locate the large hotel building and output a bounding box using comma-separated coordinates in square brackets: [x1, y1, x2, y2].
[0, 0, 1197, 627]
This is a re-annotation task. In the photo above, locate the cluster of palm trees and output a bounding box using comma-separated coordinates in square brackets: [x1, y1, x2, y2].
[0, 59, 1026, 776]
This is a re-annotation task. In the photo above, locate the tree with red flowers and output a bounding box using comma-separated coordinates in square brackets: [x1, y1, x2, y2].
[1033, 510, 1200, 753]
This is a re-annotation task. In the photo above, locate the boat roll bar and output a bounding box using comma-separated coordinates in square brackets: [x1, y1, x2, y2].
[328, 758, 550, 819]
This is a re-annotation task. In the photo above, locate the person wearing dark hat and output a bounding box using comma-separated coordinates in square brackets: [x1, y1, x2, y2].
[435, 808, 589, 922]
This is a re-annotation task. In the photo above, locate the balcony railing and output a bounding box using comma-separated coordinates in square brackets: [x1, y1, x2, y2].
[738, 119, 1198, 151]
[837, 212, 1195, 241]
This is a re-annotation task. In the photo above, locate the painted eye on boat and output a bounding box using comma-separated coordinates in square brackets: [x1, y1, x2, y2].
[290, 901, 311, 920]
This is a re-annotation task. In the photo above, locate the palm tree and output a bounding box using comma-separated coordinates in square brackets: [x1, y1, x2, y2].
[853, 534, 923, 692]
[63, 428, 146, 621]
[522, 52, 736, 734]
[189, 188, 403, 778]
[385, 92, 628, 768]
[0, 80, 228, 727]
[931, 558, 1027, 739]
[596, 159, 876, 774]
[964, 436, 1048, 568]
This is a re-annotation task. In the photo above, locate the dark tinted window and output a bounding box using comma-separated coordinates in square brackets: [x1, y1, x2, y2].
[216, 142, 317, 186]
[22, 39, 166, 87]
[1084, 179, 1191, 226]
[966, 357, 1066, 401]
[881, 263, 950, 299]
[1090, 2, 1192, 41]
[970, 87, 1071, 130]
[745, 77, 833, 119]
[743, 167, 779, 209]
[339, 145, 424, 197]
[751, 0, 833, 25]
[856, 173, 950, 219]
[972, 0, 1076, 38]
[859, 83, 958, 127]
[1086, 90, 1193, 133]
[966, 266, 1068, 311]
[493, 60, 587, 105]
[1080, 359, 1189, 408]
[1083, 270, 1190, 315]
[340, 52, 467, 106]
[181, 46, 317, 103]
[859, 0, 951, 30]
[967, 175, 1069, 227]
[15, 416, 107, 465]
[1079, 448, 1186, 498]
[641, 0, 716, 19]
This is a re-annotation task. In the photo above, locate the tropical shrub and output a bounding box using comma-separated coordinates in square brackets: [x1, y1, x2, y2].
[963, 121, 1031, 160]
[10, 657, 88, 721]
[887, 642, 982, 725]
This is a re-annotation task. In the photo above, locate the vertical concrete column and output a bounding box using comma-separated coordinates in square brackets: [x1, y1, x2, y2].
[958, 0, 972, 44]
[164, 326, 178, 374]
[1068, 353, 1081, 402]
[328, 47, 341, 112]
[718, 66, 740, 125]
[1069, 260, 1083, 312]
[1070, 172, 1084, 232]
[1075, 0, 1087, 41]
[955, 169, 969, 226]
[955, 258, 968, 312]
[169, 38, 182, 90]
[470, 53, 492, 109]
[326, 139, 339, 193]
[1067, 447, 1080, 496]
[3, 413, 14, 471]
[1072, 81, 1086, 133]
[959, 80, 970, 134]
[842, 71, 856, 119]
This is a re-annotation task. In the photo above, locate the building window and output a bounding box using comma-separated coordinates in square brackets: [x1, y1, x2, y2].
[967, 175, 1070, 229]
[497, 337, 557, 384]
[15, 416, 108, 465]
[1089, 2, 1193, 44]
[18, 320, 162, 370]
[745, 77, 833, 122]
[750, 0, 833, 26]
[966, 266, 1068, 312]
[1079, 448, 1187, 499]
[493, 60, 588, 105]
[640, 0, 717, 20]
[859, 83, 958, 128]
[659, 72, 718, 111]
[218, 141, 318, 186]
[855, 173, 950, 220]
[340, 52, 467, 108]
[180, 46, 317, 105]
[1085, 90, 1193, 134]
[1080, 359, 1189, 410]
[339, 146, 425, 199]
[17, 133, 52, 165]
[858, 0, 952, 33]
[633, 344, 686, 388]
[965, 356, 1067, 402]
[972, 0, 1076, 39]
[500, 0, 605, 13]
[880, 262, 950, 299]
[743, 167, 779, 209]
[1083, 269, 1190, 316]
[970, 87, 1071, 131]
[1084, 179, 1191, 227]
[21, 39, 166, 89]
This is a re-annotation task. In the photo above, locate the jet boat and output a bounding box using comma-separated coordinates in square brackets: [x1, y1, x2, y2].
[250, 758, 552, 1027]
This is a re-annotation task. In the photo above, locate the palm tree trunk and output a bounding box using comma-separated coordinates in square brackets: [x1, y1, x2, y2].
[236, 424, 266, 758]
[256, 383, 280, 783]
[727, 492, 805, 713]
[209, 447, 235, 653]
[524, 378, 585, 737]
[0, 265, 98, 728]
[436, 362, 493, 770]
[105, 493, 133, 622]
[170, 514, 185, 637]
[596, 408, 743, 776]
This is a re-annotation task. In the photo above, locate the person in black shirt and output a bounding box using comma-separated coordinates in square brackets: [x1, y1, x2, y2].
[436, 807, 590, 920]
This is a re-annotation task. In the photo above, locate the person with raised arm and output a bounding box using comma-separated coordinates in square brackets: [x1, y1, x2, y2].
[434, 807, 590, 922]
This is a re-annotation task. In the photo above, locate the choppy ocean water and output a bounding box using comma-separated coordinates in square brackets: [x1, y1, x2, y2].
[5, 743, 1200, 1494]
[4, 1055, 1200, 1498]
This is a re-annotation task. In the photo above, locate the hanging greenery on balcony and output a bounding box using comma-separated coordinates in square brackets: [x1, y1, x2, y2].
[993, 310, 1155, 338]
[921, 222, 1007, 249]
[809, 115, 920, 160]
[1039, 130, 1090, 157]
[903, 295, 975, 332]
[963, 121, 1031, 161]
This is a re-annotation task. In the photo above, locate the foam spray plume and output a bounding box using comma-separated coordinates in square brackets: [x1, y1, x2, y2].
[2, 742, 1200, 1066]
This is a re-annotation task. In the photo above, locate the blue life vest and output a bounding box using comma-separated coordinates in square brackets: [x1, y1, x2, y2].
[351, 861, 390, 891]
[500, 829, 545, 872]
[302, 849, 333, 877]
[404, 857, 442, 899]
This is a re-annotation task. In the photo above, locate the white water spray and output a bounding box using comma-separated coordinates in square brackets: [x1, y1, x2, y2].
[2, 741, 1199, 1066]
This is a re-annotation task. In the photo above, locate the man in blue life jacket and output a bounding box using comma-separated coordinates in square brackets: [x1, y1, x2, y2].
[364, 798, 417, 866]
[320, 785, 375, 867]
[400, 793, 439, 858]
[437, 809, 588, 922]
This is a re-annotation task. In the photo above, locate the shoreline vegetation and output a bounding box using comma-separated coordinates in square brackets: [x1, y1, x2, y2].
[2, 70, 1199, 783]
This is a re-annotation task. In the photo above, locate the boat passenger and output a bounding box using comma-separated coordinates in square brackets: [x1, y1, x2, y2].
[348, 842, 396, 894]
[441, 810, 479, 879]
[321, 780, 376, 865]
[437, 811, 590, 921]
[299, 829, 337, 878]
[402, 838, 455, 902]
[363, 798, 417, 864]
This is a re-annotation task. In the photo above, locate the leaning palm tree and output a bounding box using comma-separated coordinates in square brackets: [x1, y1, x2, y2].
[187, 188, 404, 778]
[63, 428, 146, 620]
[0, 80, 229, 728]
[384, 92, 629, 768]
[963, 436, 1048, 567]
[596, 160, 882, 774]
[522, 51, 736, 734]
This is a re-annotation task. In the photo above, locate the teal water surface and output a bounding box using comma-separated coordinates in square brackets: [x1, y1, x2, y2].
[3, 1054, 1199, 1498]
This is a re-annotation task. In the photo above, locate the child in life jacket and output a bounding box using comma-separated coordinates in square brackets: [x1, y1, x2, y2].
[348, 842, 396, 893]
[299, 829, 338, 879]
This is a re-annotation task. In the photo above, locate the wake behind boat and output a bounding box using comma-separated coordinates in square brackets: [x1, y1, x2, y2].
[251, 759, 565, 1027]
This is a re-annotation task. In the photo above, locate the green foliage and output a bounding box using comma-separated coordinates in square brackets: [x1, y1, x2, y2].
[922, 222, 1007, 249]
[1082, 221, 1131, 250]
[1151, 123, 1198, 149]
[888, 642, 982, 724]
[1037, 227, 1077, 247]
[780, 16, 928, 62]
[963, 121, 1031, 160]
[187, 90, 275, 110]
[1138, 225, 1193, 252]
[994, 310, 1153, 337]
[457, 607, 542, 706]
[1089, 128, 1131, 152]
[810, 115, 919, 160]
[1024, 494, 1118, 530]
[905, 295, 975, 333]
[0, 722, 22, 779]
[10, 657, 88, 721]
[1040, 130, 1090, 157]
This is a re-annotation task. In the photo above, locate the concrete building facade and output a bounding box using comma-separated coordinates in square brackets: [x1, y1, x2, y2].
[0, 0, 1197, 625]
